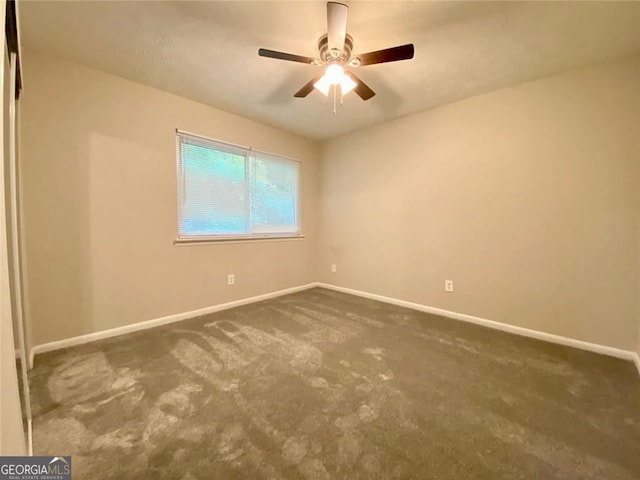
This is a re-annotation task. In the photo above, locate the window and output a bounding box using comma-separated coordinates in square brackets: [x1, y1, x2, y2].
[176, 131, 301, 241]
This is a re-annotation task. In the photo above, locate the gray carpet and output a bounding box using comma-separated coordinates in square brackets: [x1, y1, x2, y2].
[30, 288, 640, 479]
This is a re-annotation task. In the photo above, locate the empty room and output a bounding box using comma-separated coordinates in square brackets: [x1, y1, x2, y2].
[1, 1, 639, 479]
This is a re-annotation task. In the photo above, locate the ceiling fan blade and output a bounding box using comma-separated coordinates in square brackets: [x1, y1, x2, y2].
[345, 72, 375, 101]
[327, 2, 348, 54]
[294, 75, 322, 98]
[258, 48, 317, 65]
[355, 44, 415, 67]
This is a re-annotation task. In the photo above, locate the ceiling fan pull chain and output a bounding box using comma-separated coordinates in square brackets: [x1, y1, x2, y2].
[333, 85, 337, 115]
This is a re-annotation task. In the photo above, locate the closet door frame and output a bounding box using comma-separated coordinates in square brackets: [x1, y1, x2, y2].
[8, 46, 31, 454]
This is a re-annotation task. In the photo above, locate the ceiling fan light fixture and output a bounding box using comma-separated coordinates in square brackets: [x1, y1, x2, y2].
[313, 75, 331, 96]
[325, 63, 344, 83]
[314, 62, 354, 96]
[339, 73, 357, 95]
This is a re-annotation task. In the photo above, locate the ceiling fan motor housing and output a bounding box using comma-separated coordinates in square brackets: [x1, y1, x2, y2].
[318, 34, 353, 64]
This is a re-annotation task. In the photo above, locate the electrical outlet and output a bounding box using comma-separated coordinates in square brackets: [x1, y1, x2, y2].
[445, 280, 453, 293]
[331, 264, 337, 273]
[228, 274, 235, 286]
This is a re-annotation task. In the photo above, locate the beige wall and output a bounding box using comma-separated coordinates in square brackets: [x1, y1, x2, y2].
[20, 48, 320, 347]
[320, 55, 640, 351]
[19, 48, 640, 354]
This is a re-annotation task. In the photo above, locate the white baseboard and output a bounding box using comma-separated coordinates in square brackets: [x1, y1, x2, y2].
[316, 283, 639, 366]
[28, 283, 317, 368]
[28, 281, 640, 379]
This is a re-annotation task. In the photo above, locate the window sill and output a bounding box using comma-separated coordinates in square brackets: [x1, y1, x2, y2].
[174, 234, 305, 246]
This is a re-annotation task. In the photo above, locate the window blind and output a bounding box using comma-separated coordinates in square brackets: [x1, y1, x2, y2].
[176, 131, 301, 240]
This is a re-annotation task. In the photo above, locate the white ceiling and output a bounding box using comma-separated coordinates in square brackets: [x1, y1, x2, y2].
[20, 1, 640, 140]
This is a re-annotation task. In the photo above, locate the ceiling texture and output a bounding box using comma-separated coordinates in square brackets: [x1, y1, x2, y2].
[20, 1, 640, 140]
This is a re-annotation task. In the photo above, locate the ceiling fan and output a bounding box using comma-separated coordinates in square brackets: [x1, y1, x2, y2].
[258, 2, 414, 104]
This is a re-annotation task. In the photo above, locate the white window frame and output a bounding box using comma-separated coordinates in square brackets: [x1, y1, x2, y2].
[175, 130, 303, 244]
